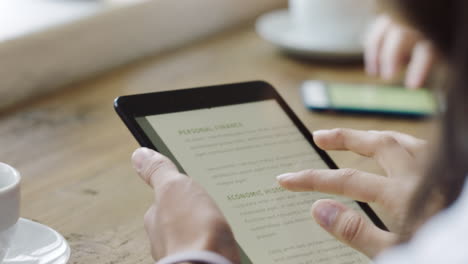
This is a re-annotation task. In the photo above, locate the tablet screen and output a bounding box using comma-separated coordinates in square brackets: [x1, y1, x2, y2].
[136, 99, 371, 264]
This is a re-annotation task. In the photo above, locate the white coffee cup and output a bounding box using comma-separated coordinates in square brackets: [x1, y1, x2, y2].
[289, 0, 376, 48]
[0, 163, 21, 262]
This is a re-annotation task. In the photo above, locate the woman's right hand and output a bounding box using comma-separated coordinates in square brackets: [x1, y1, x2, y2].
[365, 14, 438, 89]
[278, 129, 432, 258]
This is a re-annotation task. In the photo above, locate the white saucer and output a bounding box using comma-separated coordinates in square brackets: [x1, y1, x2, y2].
[3, 218, 70, 264]
[255, 9, 365, 59]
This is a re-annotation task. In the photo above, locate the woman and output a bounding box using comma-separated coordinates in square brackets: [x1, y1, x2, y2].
[131, 0, 468, 263]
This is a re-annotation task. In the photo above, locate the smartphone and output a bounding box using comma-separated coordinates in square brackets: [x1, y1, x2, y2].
[301, 81, 438, 117]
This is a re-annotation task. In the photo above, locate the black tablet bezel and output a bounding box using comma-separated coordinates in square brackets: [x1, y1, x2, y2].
[114, 80, 387, 232]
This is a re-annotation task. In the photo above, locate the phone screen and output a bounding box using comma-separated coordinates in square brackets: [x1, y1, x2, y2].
[328, 83, 437, 115]
[136, 100, 371, 264]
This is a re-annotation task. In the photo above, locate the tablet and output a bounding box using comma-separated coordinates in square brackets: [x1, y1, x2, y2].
[114, 81, 385, 264]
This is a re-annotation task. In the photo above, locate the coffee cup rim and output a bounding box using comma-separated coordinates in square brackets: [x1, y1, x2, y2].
[0, 163, 21, 193]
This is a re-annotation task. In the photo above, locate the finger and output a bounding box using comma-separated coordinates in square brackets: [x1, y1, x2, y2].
[132, 147, 185, 190]
[380, 27, 417, 81]
[313, 129, 415, 175]
[278, 169, 389, 205]
[144, 205, 161, 260]
[368, 130, 427, 155]
[144, 205, 157, 232]
[312, 199, 397, 258]
[405, 42, 437, 89]
[313, 129, 410, 157]
[364, 15, 392, 76]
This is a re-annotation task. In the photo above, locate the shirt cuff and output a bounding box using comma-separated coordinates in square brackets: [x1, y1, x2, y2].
[155, 250, 234, 264]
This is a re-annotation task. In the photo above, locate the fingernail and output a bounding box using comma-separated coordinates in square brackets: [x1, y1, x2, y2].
[313, 202, 340, 228]
[313, 130, 329, 137]
[277, 173, 294, 181]
[382, 67, 394, 81]
[366, 68, 377, 77]
[365, 63, 377, 77]
[132, 148, 155, 172]
[406, 77, 420, 90]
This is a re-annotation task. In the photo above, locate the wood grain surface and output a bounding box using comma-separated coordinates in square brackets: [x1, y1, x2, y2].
[0, 24, 436, 263]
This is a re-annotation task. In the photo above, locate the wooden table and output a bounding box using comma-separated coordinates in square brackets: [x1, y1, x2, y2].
[0, 24, 435, 263]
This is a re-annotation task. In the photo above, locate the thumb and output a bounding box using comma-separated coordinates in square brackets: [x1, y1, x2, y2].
[312, 199, 397, 258]
[131, 147, 181, 188]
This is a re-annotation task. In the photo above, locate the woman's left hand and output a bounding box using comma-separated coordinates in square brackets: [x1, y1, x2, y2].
[132, 148, 240, 263]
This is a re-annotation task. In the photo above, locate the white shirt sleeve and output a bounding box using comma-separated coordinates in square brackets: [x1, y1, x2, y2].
[375, 181, 468, 264]
[154, 250, 233, 264]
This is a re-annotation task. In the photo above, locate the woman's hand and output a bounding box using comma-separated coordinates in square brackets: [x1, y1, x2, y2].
[131, 148, 240, 263]
[278, 129, 429, 258]
[365, 14, 438, 89]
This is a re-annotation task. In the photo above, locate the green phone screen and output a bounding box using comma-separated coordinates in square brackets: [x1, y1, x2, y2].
[328, 83, 437, 115]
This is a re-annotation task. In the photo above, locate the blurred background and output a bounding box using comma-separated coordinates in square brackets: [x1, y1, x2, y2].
[0, 0, 286, 110]
[0, 1, 438, 263]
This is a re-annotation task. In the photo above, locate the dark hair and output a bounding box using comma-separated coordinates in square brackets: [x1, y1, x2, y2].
[394, 0, 468, 235]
